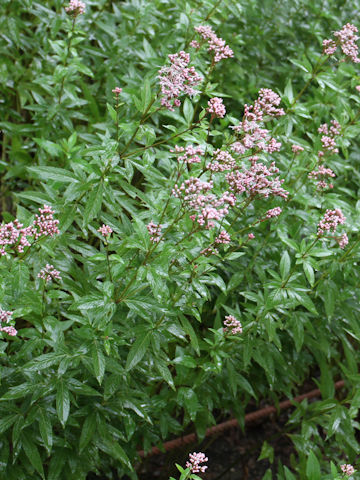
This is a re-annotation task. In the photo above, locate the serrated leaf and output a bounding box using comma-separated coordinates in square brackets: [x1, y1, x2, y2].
[92, 343, 105, 384]
[22, 431, 45, 478]
[98, 438, 132, 470]
[183, 97, 194, 124]
[79, 412, 96, 453]
[303, 262, 315, 286]
[280, 251, 291, 280]
[83, 183, 103, 226]
[38, 409, 53, 454]
[156, 360, 175, 390]
[126, 331, 151, 371]
[28, 166, 79, 183]
[306, 451, 321, 480]
[56, 380, 70, 427]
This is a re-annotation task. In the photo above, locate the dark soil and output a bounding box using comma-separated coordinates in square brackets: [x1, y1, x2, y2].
[137, 410, 297, 480]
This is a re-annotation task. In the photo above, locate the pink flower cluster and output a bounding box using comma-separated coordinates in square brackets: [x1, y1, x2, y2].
[158, 51, 202, 111]
[308, 165, 335, 190]
[226, 161, 288, 199]
[171, 145, 204, 165]
[323, 23, 360, 63]
[34, 205, 60, 239]
[186, 452, 208, 473]
[248, 233, 255, 240]
[215, 230, 231, 244]
[65, 0, 86, 16]
[147, 222, 162, 243]
[0, 205, 59, 256]
[194, 25, 234, 63]
[341, 464, 356, 476]
[291, 144, 304, 154]
[337, 232, 349, 249]
[231, 89, 284, 155]
[0, 309, 17, 337]
[200, 245, 219, 256]
[112, 87, 122, 95]
[98, 224, 112, 238]
[265, 207, 282, 218]
[38, 264, 62, 284]
[223, 315, 243, 334]
[207, 149, 236, 172]
[172, 178, 236, 229]
[317, 208, 346, 236]
[207, 97, 226, 118]
[316, 120, 341, 160]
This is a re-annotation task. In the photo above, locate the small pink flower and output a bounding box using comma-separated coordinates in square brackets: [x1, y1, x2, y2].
[147, 222, 162, 243]
[223, 315, 242, 334]
[248, 233, 255, 240]
[215, 230, 231, 244]
[158, 51, 202, 111]
[171, 145, 204, 165]
[0, 309, 13, 324]
[0, 309, 16, 337]
[38, 264, 62, 284]
[186, 452, 208, 474]
[200, 245, 218, 256]
[195, 25, 233, 62]
[65, 0, 86, 15]
[207, 97, 226, 118]
[337, 232, 349, 249]
[98, 224, 113, 237]
[356, 85, 360, 92]
[190, 40, 201, 49]
[341, 464, 355, 476]
[0, 326, 17, 336]
[112, 87, 122, 95]
[317, 209, 346, 236]
[265, 207, 282, 219]
[323, 23, 360, 63]
[34, 205, 60, 239]
[291, 144, 304, 154]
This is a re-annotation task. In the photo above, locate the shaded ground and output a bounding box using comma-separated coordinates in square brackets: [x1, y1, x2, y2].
[137, 410, 296, 480]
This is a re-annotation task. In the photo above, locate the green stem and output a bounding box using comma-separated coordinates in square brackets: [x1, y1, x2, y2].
[58, 16, 77, 105]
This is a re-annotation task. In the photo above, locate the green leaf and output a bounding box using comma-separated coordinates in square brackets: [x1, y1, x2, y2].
[83, 183, 103, 226]
[24, 353, 65, 372]
[280, 251, 290, 280]
[180, 315, 200, 355]
[284, 78, 294, 103]
[1, 382, 36, 400]
[126, 331, 151, 371]
[303, 262, 315, 286]
[56, 380, 70, 427]
[141, 79, 152, 113]
[38, 409, 53, 454]
[79, 412, 96, 453]
[70, 296, 105, 311]
[306, 451, 321, 480]
[28, 166, 79, 183]
[92, 342, 106, 384]
[34, 138, 62, 157]
[107, 102, 117, 122]
[48, 449, 67, 480]
[98, 438, 132, 470]
[155, 360, 175, 390]
[0, 414, 18, 434]
[258, 441, 274, 463]
[183, 97, 194, 124]
[21, 431, 45, 478]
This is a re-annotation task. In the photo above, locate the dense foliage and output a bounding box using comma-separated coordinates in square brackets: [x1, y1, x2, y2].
[1, 0, 360, 479]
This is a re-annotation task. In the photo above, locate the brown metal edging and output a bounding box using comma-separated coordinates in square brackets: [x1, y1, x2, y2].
[138, 380, 345, 458]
